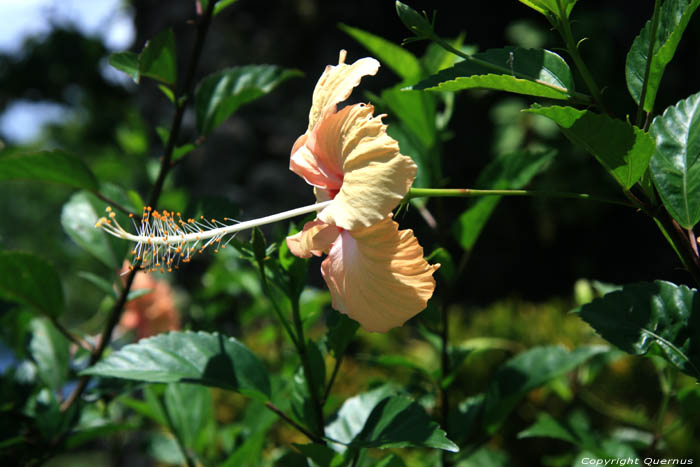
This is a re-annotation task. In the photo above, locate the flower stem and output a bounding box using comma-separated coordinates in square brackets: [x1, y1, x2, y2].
[407, 187, 633, 208]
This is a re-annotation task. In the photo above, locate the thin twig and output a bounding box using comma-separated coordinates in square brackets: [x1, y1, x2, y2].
[49, 316, 93, 353]
[322, 354, 344, 406]
[93, 191, 137, 217]
[265, 401, 323, 444]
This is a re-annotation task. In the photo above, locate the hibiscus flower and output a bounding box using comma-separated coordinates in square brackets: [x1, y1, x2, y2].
[287, 51, 439, 332]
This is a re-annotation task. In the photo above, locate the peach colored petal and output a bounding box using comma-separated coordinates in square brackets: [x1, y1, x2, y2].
[320, 217, 439, 332]
[308, 50, 380, 132]
[308, 104, 417, 230]
[286, 219, 340, 258]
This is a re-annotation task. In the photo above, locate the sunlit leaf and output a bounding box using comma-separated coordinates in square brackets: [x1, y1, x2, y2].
[575, 280, 700, 380]
[0, 252, 64, 318]
[83, 331, 271, 400]
[412, 47, 574, 100]
[339, 23, 422, 82]
[140, 28, 177, 86]
[528, 105, 654, 189]
[518, 0, 579, 18]
[214, 0, 241, 15]
[649, 91, 700, 228]
[626, 0, 700, 112]
[195, 65, 302, 136]
[0, 150, 98, 191]
[453, 149, 556, 251]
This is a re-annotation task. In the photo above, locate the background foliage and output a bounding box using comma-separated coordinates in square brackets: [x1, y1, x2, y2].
[2, 1, 700, 465]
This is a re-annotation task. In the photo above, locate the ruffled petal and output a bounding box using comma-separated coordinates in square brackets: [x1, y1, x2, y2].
[320, 217, 439, 332]
[310, 104, 416, 230]
[286, 219, 340, 258]
[308, 50, 380, 132]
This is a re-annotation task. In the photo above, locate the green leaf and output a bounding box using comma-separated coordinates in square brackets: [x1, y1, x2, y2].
[195, 65, 302, 136]
[395, 1, 435, 39]
[412, 47, 575, 100]
[61, 191, 121, 269]
[383, 85, 437, 149]
[0, 252, 64, 318]
[527, 105, 655, 189]
[29, 318, 69, 390]
[140, 28, 177, 86]
[163, 383, 213, 452]
[0, 150, 98, 191]
[375, 454, 407, 467]
[350, 396, 458, 451]
[518, 0, 579, 18]
[649, 92, 700, 228]
[626, 0, 700, 112]
[483, 346, 607, 433]
[325, 310, 359, 358]
[82, 331, 271, 400]
[518, 412, 579, 444]
[453, 149, 556, 251]
[108, 51, 140, 83]
[339, 23, 422, 82]
[293, 443, 340, 467]
[326, 385, 397, 449]
[574, 280, 700, 380]
[214, 0, 240, 16]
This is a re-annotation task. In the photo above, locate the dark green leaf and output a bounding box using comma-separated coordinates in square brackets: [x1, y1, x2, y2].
[527, 105, 654, 189]
[0, 150, 98, 191]
[140, 29, 177, 86]
[0, 252, 64, 318]
[221, 432, 265, 467]
[195, 65, 302, 136]
[649, 92, 700, 228]
[326, 310, 359, 358]
[339, 24, 422, 82]
[350, 396, 458, 451]
[77, 271, 117, 298]
[108, 51, 140, 82]
[29, 318, 69, 390]
[574, 280, 700, 380]
[61, 191, 120, 269]
[326, 385, 396, 448]
[395, 1, 435, 39]
[375, 454, 407, 467]
[82, 331, 271, 400]
[518, 412, 579, 444]
[453, 149, 556, 251]
[626, 0, 700, 112]
[412, 47, 574, 100]
[483, 346, 607, 433]
[458, 447, 511, 467]
[293, 443, 339, 467]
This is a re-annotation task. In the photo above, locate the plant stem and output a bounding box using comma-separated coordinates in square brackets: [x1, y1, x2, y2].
[265, 401, 323, 444]
[322, 354, 344, 406]
[157, 392, 196, 467]
[60, 0, 217, 413]
[50, 316, 92, 353]
[291, 298, 327, 440]
[407, 187, 634, 208]
[553, 6, 611, 115]
[257, 263, 299, 350]
[635, 0, 662, 128]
